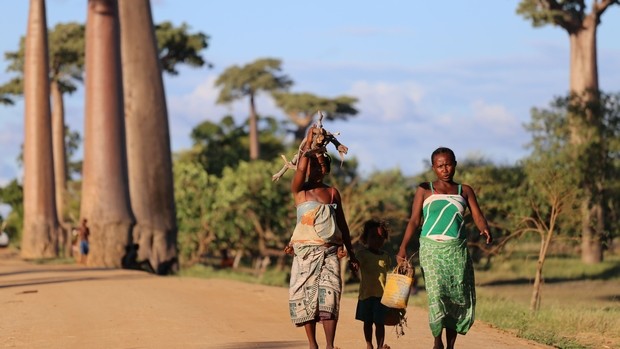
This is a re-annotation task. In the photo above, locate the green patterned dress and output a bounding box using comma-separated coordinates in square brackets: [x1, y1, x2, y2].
[419, 183, 476, 336]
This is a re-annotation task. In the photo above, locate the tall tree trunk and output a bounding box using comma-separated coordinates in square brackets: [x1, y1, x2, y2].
[81, 0, 134, 267]
[568, 18, 605, 264]
[21, 0, 59, 259]
[118, 0, 178, 274]
[51, 80, 70, 256]
[249, 93, 259, 160]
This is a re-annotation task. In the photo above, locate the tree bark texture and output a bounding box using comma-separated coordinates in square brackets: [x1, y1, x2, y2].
[249, 94, 259, 160]
[81, 0, 134, 267]
[118, 0, 178, 274]
[50, 80, 71, 256]
[568, 17, 605, 264]
[21, 0, 59, 259]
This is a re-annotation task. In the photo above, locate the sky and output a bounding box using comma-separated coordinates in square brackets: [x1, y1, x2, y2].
[0, 0, 619, 186]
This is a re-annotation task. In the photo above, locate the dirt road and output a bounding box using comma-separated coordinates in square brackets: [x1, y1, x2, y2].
[0, 250, 552, 349]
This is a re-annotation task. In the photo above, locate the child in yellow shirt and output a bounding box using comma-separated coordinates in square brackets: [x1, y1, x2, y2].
[355, 219, 392, 349]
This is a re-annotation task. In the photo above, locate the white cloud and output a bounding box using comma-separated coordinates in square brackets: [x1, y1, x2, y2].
[349, 80, 425, 122]
[470, 100, 521, 136]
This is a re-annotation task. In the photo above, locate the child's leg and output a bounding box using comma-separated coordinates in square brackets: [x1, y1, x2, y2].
[303, 321, 319, 349]
[363, 321, 374, 349]
[375, 324, 386, 348]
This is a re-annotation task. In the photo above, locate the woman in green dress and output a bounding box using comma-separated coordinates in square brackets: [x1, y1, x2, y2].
[397, 147, 492, 349]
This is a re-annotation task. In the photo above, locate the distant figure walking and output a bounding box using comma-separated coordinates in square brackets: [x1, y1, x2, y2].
[78, 219, 90, 264]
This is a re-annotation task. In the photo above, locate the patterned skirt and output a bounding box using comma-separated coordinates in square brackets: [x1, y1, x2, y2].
[419, 237, 475, 337]
[288, 245, 341, 325]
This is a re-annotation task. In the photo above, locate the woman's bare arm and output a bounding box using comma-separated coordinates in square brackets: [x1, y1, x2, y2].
[463, 184, 492, 244]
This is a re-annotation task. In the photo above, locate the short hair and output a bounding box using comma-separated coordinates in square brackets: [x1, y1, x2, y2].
[431, 147, 456, 165]
[361, 219, 389, 244]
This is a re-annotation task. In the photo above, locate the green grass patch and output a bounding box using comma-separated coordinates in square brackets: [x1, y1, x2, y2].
[476, 293, 620, 349]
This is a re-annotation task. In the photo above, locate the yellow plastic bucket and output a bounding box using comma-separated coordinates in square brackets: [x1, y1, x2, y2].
[381, 273, 413, 309]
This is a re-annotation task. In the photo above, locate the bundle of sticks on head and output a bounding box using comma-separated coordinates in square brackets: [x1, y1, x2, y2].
[271, 111, 349, 181]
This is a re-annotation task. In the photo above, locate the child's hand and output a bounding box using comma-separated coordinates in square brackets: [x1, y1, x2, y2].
[284, 244, 294, 256]
[336, 246, 347, 259]
[348, 255, 360, 273]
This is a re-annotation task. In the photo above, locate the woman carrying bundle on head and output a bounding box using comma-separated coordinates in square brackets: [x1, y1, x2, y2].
[284, 125, 359, 349]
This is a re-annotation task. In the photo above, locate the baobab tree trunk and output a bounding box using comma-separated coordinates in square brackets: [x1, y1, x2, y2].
[249, 94, 260, 160]
[81, 0, 134, 267]
[118, 0, 178, 274]
[568, 19, 605, 264]
[21, 0, 59, 259]
[50, 80, 70, 256]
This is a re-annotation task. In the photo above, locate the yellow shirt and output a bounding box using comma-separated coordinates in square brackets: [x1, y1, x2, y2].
[356, 248, 391, 300]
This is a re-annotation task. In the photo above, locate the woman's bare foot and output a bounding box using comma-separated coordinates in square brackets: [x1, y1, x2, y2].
[381, 344, 391, 349]
[433, 335, 445, 349]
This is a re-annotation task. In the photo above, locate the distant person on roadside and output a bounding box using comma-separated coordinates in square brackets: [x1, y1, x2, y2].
[284, 125, 359, 349]
[355, 219, 392, 349]
[78, 218, 90, 264]
[397, 147, 492, 349]
[0, 221, 9, 248]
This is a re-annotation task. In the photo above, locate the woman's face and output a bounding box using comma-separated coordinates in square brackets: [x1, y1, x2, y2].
[307, 157, 328, 181]
[432, 153, 456, 181]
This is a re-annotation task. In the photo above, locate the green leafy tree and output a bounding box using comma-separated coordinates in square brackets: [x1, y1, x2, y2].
[519, 152, 579, 311]
[272, 92, 358, 142]
[456, 162, 529, 265]
[0, 180, 24, 246]
[190, 115, 287, 176]
[525, 92, 620, 262]
[212, 160, 293, 260]
[173, 156, 219, 265]
[215, 58, 293, 160]
[517, 0, 619, 263]
[155, 21, 211, 75]
[336, 169, 411, 246]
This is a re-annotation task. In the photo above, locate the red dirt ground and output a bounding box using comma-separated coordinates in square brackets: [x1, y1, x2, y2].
[0, 249, 553, 349]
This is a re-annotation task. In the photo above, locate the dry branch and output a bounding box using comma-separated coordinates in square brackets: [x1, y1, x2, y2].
[272, 111, 348, 181]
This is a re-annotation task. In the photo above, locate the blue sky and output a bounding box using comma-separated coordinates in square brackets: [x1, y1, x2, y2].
[0, 0, 619, 185]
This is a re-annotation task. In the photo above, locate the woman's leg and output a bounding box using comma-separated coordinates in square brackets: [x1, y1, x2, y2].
[322, 319, 338, 349]
[303, 321, 319, 349]
[433, 328, 444, 349]
[446, 328, 457, 349]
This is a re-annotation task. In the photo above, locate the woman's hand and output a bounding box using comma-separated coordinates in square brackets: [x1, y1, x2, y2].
[480, 229, 492, 244]
[396, 246, 407, 263]
[284, 244, 294, 256]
